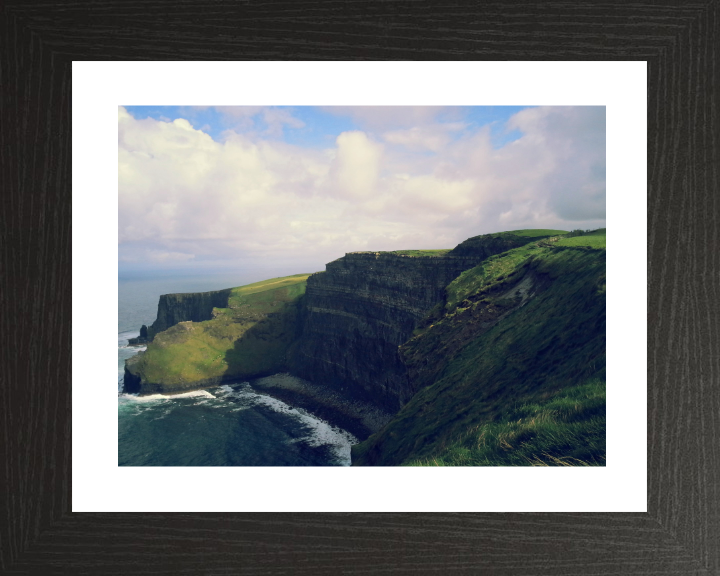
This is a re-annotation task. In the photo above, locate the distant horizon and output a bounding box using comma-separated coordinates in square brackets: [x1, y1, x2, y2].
[117, 225, 609, 277]
[119, 105, 606, 274]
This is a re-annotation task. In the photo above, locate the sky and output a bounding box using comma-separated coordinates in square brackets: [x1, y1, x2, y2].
[118, 105, 606, 274]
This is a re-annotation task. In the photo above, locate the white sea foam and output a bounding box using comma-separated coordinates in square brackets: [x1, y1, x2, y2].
[170, 390, 216, 399]
[288, 416, 358, 466]
[118, 345, 147, 353]
[119, 389, 216, 404]
[206, 384, 357, 463]
[118, 393, 168, 404]
[235, 386, 359, 466]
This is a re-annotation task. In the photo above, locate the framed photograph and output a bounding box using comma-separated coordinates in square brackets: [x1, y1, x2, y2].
[3, 3, 717, 574]
[112, 101, 610, 474]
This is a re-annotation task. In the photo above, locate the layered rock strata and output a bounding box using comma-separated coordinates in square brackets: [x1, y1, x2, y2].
[289, 252, 489, 411]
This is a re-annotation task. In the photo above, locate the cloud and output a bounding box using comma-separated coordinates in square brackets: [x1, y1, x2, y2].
[383, 123, 466, 152]
[505, 106, 606, 221]
[329, 131, 382, 199]
[213, 106, 304, 138]
[321, 106, 463, 130]
[213, 106, 265, 119]
[118, 106, 605, 270]
[259, 108, 305, 136]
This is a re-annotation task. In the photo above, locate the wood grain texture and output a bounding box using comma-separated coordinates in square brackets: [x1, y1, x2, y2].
[1, 1, 718, 574]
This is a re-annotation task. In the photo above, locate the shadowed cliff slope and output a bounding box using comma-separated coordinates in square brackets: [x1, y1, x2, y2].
[352, 232, 606, 466]
[288, 230, 562, 411]
[123, 275, 309, 395]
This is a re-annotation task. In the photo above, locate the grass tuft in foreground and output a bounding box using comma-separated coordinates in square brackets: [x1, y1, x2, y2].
[404, 380, 605, 466]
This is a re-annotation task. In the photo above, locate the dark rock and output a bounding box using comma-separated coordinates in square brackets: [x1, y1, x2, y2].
[288, 232, 552, 412]
[288, 252, 490, 411]
[146, 288, 232, 340]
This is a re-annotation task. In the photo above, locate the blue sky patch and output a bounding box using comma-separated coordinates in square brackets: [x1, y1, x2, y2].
[122, 105, 535, 150]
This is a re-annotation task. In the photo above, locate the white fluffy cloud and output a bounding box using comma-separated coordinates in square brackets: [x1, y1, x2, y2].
[118, 106, 605, 271]
[330, 131, 382, 199]
[383, 123, 466, 152]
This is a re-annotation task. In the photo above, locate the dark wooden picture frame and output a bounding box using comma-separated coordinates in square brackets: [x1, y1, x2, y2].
[2, 3, 718, 574]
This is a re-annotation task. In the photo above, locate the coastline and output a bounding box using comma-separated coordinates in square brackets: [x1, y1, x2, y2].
[121, 366, 393, 443]
[245, 373, 393, 441]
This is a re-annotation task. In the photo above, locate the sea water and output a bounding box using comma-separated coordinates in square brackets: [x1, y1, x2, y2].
[118, 270, 357, 466]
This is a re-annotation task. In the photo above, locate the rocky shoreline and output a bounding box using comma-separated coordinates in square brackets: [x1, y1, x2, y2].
[244, 373, 393, 441]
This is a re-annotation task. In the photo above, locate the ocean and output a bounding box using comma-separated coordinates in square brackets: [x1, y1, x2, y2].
[117, 270, 357, 466]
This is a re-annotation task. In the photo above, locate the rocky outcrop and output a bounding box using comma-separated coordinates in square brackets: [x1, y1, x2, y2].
[146, 288, 232, 340]
[127, 324, 148, 345]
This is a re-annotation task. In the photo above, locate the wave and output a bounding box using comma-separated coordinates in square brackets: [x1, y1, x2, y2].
[218, 382, 358, 465]
[119, 389, 216, 403]
[117, 376, 357, 465]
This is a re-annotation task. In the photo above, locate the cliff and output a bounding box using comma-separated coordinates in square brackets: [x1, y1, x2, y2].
[288, 230, 565, 411]
[123, 275, 309, 395]
[288, 252, 489, 410]
[124, 230, 563, 405]
[121, 228, 607, 465]
[146, 288, 233, 340]
[352, 231, 606, 466]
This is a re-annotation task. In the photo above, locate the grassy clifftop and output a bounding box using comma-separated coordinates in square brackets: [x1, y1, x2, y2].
[446, 228, 567, 258]
[352, 230, 606, 466]
[125, 274, 310, 392]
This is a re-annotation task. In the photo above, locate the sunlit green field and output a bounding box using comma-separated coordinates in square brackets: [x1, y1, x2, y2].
[131, 274, 311, 387]
[555, 228, 606, 248]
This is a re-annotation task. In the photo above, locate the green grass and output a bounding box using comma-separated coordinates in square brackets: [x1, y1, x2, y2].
[509, 229, 568, 237]
[352, 239, 606, 466]
[228, 274, 311, 300]
[131, 274, 310, 387]
[446, 229, 567, 258]
[389, 249, 452, 257]
[443, 242, 544, 312]
[404, 380, 605, 466]
[444, 229, 605, 311]
[554, 228, 606, 249]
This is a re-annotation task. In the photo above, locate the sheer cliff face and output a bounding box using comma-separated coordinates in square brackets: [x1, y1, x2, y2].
[289, 253, 488, 411]
[147, 289, 232, 340]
